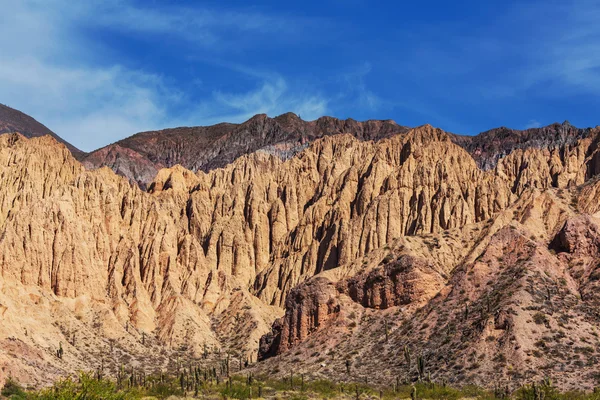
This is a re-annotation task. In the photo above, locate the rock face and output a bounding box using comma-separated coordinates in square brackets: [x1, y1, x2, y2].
[453, 121, 594, 170]
[338, 255, 446, 309]
[1, 119, 600, 390]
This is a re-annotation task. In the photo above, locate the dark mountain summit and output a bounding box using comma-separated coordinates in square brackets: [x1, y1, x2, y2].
[0, 103, 83, 157]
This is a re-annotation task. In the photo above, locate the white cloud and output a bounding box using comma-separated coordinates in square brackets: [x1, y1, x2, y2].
[0, 0, 331, 151]
[340, 62, 383, 111]
[0, 55, 176, 150]
[211, 76, 328, 123]
[525, 119, 542, 129]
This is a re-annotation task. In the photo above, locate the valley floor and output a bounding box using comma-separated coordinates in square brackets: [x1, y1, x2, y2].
[2, 372, 599, 400]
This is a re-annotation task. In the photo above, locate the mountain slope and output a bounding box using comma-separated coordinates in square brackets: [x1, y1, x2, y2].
[1, 122, 600, 390]
[453, 120, 595, 170]
[0, 104, 83, 157]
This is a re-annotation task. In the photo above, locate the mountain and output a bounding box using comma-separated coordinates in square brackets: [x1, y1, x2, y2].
[453, 120, 595, 170]
[81, 113, 408, 188]
[0, 104, 84, 157]
[81, 113, 598, 191]
[1, 119, 600, 391]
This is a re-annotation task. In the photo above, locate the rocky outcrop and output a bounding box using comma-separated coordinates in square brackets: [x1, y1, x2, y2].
[259, 278, 340, 359]
[259, 252, 447, 359]
[255, 219, 600, 391]
[338, 255, 446, 309]
[551, 215, 600, 308]
[453, 121, 594, 170]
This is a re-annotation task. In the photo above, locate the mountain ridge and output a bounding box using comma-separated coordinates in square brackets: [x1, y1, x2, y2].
[1, 104, 598, 189]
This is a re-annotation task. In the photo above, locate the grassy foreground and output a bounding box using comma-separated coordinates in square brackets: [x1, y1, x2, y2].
[2, 373, 600, 399]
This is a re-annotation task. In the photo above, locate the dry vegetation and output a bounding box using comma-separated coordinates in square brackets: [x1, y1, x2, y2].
[3, 371, 600, 400]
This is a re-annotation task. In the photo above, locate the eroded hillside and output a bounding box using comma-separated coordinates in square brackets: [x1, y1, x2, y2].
[1, 123, 600, 390]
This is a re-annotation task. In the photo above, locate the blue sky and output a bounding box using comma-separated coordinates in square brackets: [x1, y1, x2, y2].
[1, 0, 600, 151]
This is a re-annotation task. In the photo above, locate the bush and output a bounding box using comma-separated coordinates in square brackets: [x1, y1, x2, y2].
[1, 378, 26, 399]
[30, 373, 130, 400]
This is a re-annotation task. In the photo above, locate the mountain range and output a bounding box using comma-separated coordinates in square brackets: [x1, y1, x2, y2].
[1, 104, 600, 392]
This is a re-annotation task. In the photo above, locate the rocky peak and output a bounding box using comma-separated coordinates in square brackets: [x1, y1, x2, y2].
[454, 122, 594, 170]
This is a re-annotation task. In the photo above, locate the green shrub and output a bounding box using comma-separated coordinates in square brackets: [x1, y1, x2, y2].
[1, 377, 26, 399]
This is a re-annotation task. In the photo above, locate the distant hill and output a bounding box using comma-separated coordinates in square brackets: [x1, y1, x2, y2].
[0, 103, 83, 157]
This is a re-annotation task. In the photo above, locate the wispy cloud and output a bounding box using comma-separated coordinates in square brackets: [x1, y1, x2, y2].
[0, 58, 177, 150]
[385, 0, 600, 101]
[190, 74, 328, 124]
[340, 62, 383, 111]
[525, 119, 542, 129]
[0, 0, 334, 151]
[510, 0, 600, 96]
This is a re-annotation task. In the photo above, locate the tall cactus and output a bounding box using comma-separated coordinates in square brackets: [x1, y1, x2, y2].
[403, 345, 411, 380]
[417, 355, 425, 381]
[56, 342, 63, 359]
[411, 385, 417, 400]
[384, 319, 389, 342]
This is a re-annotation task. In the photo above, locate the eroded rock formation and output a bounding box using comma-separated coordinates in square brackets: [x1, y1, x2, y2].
[1, 119, 600, 390]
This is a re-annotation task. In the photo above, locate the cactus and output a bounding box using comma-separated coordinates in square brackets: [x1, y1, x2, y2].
[117, 363, 125, 388]
[533, 383, 540, 400]
[403, 345, 411, 380]
[56, 342, 63, 359]
[384, 319, 389, 342]
[417, 355, 425, 381]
